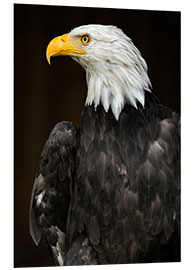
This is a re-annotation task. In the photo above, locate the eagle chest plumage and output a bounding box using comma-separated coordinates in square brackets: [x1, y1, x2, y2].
[63, 92, 180, 264]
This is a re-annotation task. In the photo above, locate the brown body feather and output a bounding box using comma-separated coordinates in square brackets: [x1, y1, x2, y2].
[30, 91, 180, 265]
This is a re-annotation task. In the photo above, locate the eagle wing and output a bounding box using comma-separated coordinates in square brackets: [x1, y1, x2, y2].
[126, 111, 181, 262]
[29, 121, 79, 265]
[113, 109, 181, 262]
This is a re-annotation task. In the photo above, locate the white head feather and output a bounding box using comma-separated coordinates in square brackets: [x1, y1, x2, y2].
[70, 24, 151, 120]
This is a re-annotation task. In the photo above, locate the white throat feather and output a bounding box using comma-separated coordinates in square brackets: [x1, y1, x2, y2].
[71, 25, 151, 120]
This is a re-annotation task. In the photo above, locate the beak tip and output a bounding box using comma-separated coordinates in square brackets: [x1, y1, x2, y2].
[46, 53, 51, 65]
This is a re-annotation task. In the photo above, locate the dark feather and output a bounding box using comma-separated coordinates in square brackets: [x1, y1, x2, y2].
[29, 121, 79, 265]
[30, 91, 180, 265]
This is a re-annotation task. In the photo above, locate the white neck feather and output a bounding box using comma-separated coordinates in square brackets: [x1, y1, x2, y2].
[72, 25, 151, 120]
[85, 56, 151, 120]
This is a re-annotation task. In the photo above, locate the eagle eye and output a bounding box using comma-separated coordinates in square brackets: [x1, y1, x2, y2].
[80, 34, 91, 45]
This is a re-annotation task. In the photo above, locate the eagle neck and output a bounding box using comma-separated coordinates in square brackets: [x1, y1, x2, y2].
[84, 61, 151, 121]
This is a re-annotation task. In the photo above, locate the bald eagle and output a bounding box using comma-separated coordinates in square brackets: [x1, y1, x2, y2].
[30, 24, 180, 265]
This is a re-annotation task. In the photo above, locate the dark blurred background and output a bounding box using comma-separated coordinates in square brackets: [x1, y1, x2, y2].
[14, 4, 180, 267]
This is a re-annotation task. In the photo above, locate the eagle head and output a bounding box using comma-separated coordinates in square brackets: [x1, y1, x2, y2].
[46, 24, 151, 120]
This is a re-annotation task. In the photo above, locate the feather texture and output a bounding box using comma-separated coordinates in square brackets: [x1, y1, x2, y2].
[71, 25, 151, 119]
[30, 24, 180, 265]
[63, 91, 180, 264]
[30, 91, 180, 266]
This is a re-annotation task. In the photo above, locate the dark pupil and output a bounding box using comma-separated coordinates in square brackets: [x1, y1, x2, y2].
[82, 35, 88, 43]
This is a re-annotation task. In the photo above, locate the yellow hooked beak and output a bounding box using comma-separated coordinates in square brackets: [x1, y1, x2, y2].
[46, 33, 86, 64]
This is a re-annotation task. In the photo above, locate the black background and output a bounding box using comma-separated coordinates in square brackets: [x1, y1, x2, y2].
[14, 4, 180, 267]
